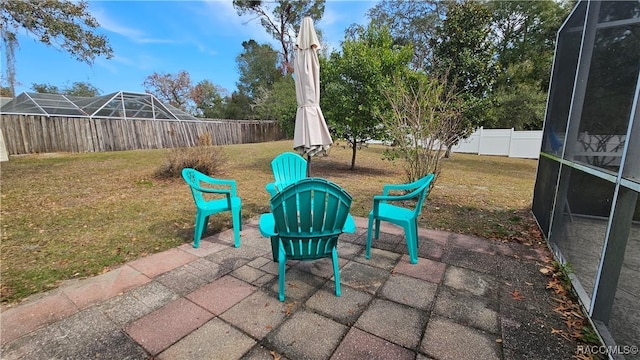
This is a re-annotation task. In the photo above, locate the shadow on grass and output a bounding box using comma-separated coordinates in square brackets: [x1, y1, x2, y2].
[306, 158, 390, 177]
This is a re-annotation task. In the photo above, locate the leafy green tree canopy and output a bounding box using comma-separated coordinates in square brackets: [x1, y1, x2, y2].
[253, 75, 296, 135]
[430, 0, 495, 140]
[65, 81, 100, 97]
[236, 40, 282, 99]
[1, 0, 113, 96]
[321, 23, 413, 169]
[367, 0, 445, 71]
[489, 0, 571, 92]
[31, 81, 100, 96]
[31, 83, 61, 94]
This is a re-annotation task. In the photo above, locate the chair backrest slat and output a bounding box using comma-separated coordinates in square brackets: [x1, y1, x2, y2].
[270, 178, 352, 260]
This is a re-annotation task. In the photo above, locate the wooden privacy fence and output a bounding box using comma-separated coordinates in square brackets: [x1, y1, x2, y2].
[0, 115, 287, 155]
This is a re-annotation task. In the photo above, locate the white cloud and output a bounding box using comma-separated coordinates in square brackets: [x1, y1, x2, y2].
[92, 7, 175, 44]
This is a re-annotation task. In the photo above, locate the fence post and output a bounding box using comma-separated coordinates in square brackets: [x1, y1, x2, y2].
[0, 129, 8, 161]
[508, 128, 514, 157]
[477, 126, 483, 155]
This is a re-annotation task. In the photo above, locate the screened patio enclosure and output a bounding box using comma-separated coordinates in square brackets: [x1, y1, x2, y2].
[0, 91, 197, 121]
[532, 0, 639, 353]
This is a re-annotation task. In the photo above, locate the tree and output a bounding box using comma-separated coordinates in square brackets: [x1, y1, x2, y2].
[484, 0, 571, 130]
[367, 0, 446, 70]
[321, 24, 413, 170]
[489, 0, 571, 93]
[431, 0, 496, 150]
[221, 91, 252, 120]
[486, 81, 547, 130]
[191, 80, 227, 119]
[382, 72, 463, 183]
[31, 81, 100, 96]
[236, 40, 282, 99]
[253, 75, 297, 135]
[143, 71, 193, 110]
[65, 81, 100, 97]
[1, 0, 113, 96]
[232, 0, 325, 74]
[31, 83, 61, 94]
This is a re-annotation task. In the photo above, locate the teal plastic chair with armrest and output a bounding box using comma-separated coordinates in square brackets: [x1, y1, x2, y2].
[265, 152, 308, 197]
[366, 173, 435, 264]
[182, 168, 242, 248]
[259, 178, 355, 301]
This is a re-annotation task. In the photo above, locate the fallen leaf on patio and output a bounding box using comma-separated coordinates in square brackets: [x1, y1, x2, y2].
[570, 330, 583, 339]
[565, 318, 581, 328]
[551, 327, 564, 334]
[495, 338, 503, 343]
[270, 350, 281, 360]
[539, 267, 552, 275]
[547, 278, 566, 295]
[511, 289, 525, 300]
[525, 282, 534, 286]
[570, 311, 584, 319]
[265, 325, 273, 330]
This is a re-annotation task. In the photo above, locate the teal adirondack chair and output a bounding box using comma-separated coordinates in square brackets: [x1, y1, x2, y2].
[265, 152, 308, 197]
[259, 178, 355, 301]
[366, 174, 435, 264]
[182, 168, 242, 248]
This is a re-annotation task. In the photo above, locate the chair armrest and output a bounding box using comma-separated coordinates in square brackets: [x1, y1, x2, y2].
[375, 185, 423, 202]
[191, 179, 237, 196]
[382, 179, 423, 196]
[342, 214, 356, 233]
[265, 183, 278, 197]
[259, 213, 277, 237]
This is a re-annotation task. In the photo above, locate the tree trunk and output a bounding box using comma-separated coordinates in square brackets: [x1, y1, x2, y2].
[350, 140, 357, 170]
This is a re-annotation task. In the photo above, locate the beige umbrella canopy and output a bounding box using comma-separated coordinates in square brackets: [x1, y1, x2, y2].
[293, 17, 332, 165]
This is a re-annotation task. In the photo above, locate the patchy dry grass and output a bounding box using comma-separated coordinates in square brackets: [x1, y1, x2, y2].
[0, 140, 540, 303]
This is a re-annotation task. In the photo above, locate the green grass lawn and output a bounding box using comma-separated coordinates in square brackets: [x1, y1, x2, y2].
[0, 140, 541, 303]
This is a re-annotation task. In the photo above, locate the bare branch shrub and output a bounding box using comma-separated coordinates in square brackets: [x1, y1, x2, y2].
[381, 73, 463, 183]
[154, 144, 227, 179]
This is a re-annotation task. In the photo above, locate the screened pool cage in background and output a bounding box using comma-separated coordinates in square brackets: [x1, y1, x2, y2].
[0, 91, 197, 121]
[532, 0, 639, 352]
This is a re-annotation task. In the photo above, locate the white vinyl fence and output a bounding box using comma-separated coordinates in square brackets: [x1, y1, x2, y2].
[452, 127, 542, 159]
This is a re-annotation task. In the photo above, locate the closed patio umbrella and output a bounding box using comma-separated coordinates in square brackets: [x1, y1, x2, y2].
[293, 17, 332, 175]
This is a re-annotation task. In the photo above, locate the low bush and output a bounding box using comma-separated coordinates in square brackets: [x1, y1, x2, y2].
[154, 145, 227, 178]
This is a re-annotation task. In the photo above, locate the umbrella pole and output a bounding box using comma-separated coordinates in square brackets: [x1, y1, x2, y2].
[307, 155, 311, 177]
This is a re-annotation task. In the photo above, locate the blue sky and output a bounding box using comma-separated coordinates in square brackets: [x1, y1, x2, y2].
[7, 1, 376, 97]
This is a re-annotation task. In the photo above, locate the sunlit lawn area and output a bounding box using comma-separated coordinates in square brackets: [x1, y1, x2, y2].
[0, 140, 540, 304]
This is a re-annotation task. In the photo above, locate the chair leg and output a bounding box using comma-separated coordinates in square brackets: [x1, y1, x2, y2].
[278, 243, 286, 302]
[193, 212, 205, 248]
[374, 219, 381, 239]
[405, 222, 418, 264]
[332, 247, 341, 297]
[202, 215, 210, 235]
[232, 208, 241, 248]
[366, 215, 375, 259]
